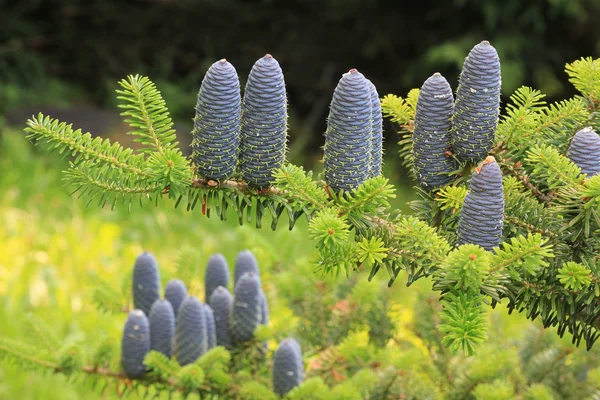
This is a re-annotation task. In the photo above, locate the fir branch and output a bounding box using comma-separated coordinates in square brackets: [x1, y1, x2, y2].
[116, 74, 179, 155]
[526, 144, 583, 190]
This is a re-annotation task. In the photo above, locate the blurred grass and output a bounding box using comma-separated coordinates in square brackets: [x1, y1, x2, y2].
[1, 129, 599, 398]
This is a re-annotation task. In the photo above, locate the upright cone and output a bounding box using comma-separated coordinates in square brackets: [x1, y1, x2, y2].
[567, 127, 600, 177]
[413, 72, 456, 190]
[191, 59, 241, 180]
[368, 79, 383, 178]
[239, 54, 288, 188]
[457, 156, 504, 251]
[323, 69, 373, 192]
[132, 252, 161, 316]
[121, 309, 150, 378]
[452, 41, 501, 162]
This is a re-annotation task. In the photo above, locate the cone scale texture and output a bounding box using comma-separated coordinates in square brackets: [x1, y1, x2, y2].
[149, 299, 175, 358]
[413, 72, 456, 190]
[457, 156, 504, 251]
[239, 54, 288, 188]
[204, 253, 230, 302]
[175, 296, 207, 366]
[164, 279, 187, 318]
[568, 127, 600, 177]
[191, 59, 241, 180]
[231, 272, 262, 343]
[234, 250, 260, 286]
[203, 304, 217, 350]
[452, 41, 501, 162]
[132, 252, 161, 316]
[272, 338, 304, 397]
[368, 79, 383, 178]
[209, 286, 234, 349]
[324, 69, 373, 192]
[121, 309, 150, 378]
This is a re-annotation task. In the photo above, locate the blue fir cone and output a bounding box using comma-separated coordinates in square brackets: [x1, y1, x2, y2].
[203, 304, 217, 350]
[452, 41, 501, 162]
[209, 286, 234, 349]
[132, 252, 161, 316]
[457, 156, 504, 251]
[367, 79, 383, 178]
[148, 299, 175, 358]
[324, 68, 373, 192]
[164, 279, 187, 318]
[272, 338, 304, 397]
[191, 59, 241, 180]
[259, 290, 269, 326]
[234, 250, 260, 286]
[175, 296, 207, 366]
[231, 272, 262, 343]
[413, 73, 456, 190]
[239, 54, 288, 188]
[568, 127, 600, 177]
[204, 253, 230, 302]
[121, 309, 150, 378]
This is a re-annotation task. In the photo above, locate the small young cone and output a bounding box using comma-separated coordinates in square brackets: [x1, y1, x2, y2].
[452, 41, 501, 162]
[234, 250, 260, 287]
[367, 79, 383, 178]
[457, 156, 504, 251]
[413, 72, 456, 190]
[239, 54, 288, 188]
[175, 296, 207, 366]
[164, 279, 187, 318]
[204, 253, 230, 302]
[121, 309, 150, 378]
[191, 59, 241, 180]
[148, 299, 175, 358]
[209, 286, 234, 348]
[323, 68, 373, 191]
[132, 252, 161, 316]
[272, 338, 304, 397]
[231, 272, 262, 343]
[567, 127, 600, 177]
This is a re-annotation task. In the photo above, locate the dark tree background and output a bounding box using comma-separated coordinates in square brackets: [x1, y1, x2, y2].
[1, 0, 599, 166]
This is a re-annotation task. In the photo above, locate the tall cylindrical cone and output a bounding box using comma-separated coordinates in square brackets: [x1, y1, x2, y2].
[231, 272, 262, 343]
[209, 286, 234, 349]
[203, 304, 217, 350]
[457, 156, 504, 251]
[191, 59, 241, 180]
[272, 338, 304, 397]
[413, 73, 456, 190]
[324, 68, 373, 192]
[164, 279, 187, 318]
[452, 41, 501, 162]
[239, 54, 288, 188]
[132, 252, 161, 316]
[568, 127, 600, 177]
[368, 79, 383, 178]
[175, 296, 207, 366]
[204, 253, 230, 302]
[121, 309, 150, 378]
[148, 299, 175, 358]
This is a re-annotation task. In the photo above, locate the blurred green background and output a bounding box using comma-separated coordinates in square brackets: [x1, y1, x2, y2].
[2, 1, 600, 399]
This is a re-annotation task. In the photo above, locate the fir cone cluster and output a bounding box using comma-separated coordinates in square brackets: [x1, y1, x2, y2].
[191, 54, 288, 188]
[121, 249, 275, 376]
[412, 41, 502, 190]
[323, 69, 384, 192]
[567, 127, 600, 177]
[457, 156, 504, 251]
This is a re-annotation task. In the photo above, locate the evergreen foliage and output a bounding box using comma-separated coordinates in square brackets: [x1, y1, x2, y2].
[19, 45, 600, 358]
